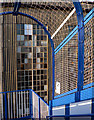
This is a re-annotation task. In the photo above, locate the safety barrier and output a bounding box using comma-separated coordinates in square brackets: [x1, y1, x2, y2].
[0, 89, 49, 120]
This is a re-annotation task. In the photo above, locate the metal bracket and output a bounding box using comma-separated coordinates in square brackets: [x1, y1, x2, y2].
[13, 2, 21, 15]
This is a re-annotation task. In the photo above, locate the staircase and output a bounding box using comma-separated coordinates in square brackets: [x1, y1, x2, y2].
[0, 89, 49, 120]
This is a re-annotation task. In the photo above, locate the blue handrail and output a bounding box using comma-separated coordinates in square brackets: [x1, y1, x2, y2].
[54, 7, 94, 54]
[46, 113, 94, 119]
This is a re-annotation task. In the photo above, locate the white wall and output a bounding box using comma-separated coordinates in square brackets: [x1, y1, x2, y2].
[52, 105, 65, 115]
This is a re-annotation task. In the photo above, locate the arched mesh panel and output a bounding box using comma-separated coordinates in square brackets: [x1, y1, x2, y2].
[1, 13, 51, 102]
[0, 1, 93, 99]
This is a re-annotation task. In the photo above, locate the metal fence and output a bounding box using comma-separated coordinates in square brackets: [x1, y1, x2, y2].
[0, 89, 49, 120]
[54, 7, 94, 97]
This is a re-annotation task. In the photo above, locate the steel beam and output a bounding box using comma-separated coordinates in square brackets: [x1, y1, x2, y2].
[13, 2, 21, 15]
[73, 2, 84, 101]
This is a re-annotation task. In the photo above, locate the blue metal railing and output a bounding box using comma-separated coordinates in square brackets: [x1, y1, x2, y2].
[0, 89, 49, 120]
[54, 7, 94, 55]
[46, 114, 94, 119]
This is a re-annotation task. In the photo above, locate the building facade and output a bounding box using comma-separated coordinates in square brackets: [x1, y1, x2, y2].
[16, 23, 49, 101]
[0, 9, 51, 102]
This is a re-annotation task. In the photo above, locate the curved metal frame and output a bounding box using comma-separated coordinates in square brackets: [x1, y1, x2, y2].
[0, 11, 55, 100]
[0, 2, 84, 102]
[73, 2, 84, 102]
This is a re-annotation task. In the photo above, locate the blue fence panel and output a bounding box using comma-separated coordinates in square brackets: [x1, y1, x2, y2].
[0, 89, 49, 120]
[52, 93, 75, 107]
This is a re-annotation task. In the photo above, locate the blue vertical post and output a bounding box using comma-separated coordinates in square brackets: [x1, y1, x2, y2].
[29, 90, 33, 119]
[13, 2, 21, 15]
[49, 100, 52, 120]
[65, 104, 70, 120]
[52, 46, 55, 100]
[38, 97, 40, 120]
[73, 2, 84, 102]
[43, 27, 55, 100]
[5, 93, 7, 120]
[91, 98, 94, 120]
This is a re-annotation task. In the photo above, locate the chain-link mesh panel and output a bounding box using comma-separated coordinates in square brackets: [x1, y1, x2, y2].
[40, 99, 49, 118]
[0, 90, 30, 120]
[84, 17, 94, 86]
[0, 11, 50, 101]
[20, 2, 77, 49]
[0, 90, 49, 119]
[32, 92, 39, 118]
[53, 11, 77, 48]
[1, 2, 76, 49]
[0, 93, 4, 120]
[55, 33, 78, 96]
[81, 2, 94, 17]
[0, 1, 93, 101]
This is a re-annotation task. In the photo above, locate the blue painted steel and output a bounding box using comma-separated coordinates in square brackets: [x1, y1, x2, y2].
[55, 7, 93, 54]
[65, 104, 70, 120]
[49, 100, 52, 120]
[92, 99, 94, 120]
[13, 2, 21, 15]
[46, 113, 94, 118]
[55, 82, 94, 99]
[52, 93, 75, 107]
[84, 12, 94, 25]
[53, 82, 94, 99]
[55, 28, 78, 54]
[75, 91, 80, 102]
[83, 82, 94, 89]
[73, 2, 84, 103]
[54, 88, 77, 99]
[38, 97, 41, 120]
[10, 115, 31, 120]
[52, 48, 55, 99]
[5, 93, 7, 120]
[0, 11, 13, 16]
[81, 87, 94, 101]
[29, 90, 33, 119]
[54, 26, 78, 52]
[0, 89, 49, 120]
[52, 87, 94, 107]
[84, 7, 94, 20]
[0, 88, 49, 107]
[0, 89, 30, 94]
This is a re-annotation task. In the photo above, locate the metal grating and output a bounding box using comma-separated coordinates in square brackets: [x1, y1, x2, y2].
[84, 17, 94, 86]
[55, 33, 78, 96]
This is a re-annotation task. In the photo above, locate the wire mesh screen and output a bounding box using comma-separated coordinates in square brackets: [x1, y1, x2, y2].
[40, 99, 49, 118]
[53, 11, 77, 48]
[0, 0, 93, 104]
[81, 2, 94, 17]
[55, 33, 78, 96]
[1, 2, 76, 49]
[0, 90, 30, 120]
[84, 17, 94, 86]
[0, 90, 49, 119]
[32, 91, 49, 119]
[32, 92, 39, 118]
[0, 93, 3, 120]
[54, 2, 93, 96]
[0, 1, 77, 100]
